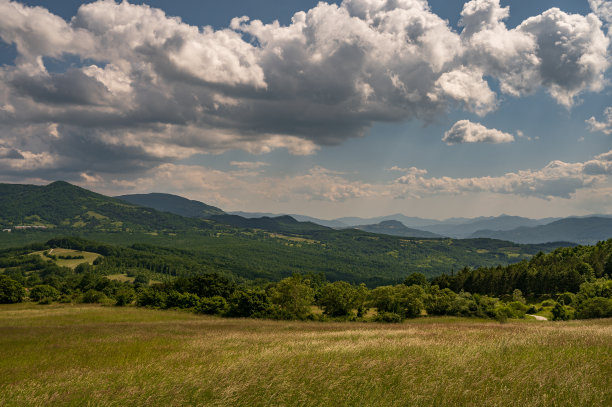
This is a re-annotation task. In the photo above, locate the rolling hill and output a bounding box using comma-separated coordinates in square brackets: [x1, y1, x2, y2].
[0, 181, 206, 231]
[118, 193, 224, 218]
[0, 181, 576, 284]
[353, 220, 442, 238]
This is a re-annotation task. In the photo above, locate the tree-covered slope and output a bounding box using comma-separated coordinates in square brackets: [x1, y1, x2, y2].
[353, 220, 442, 238]
[117, 193, 224, 218]
[433, 239, 612, 297]
[0, 181, 206, 231]
[209, 214, 330, 234]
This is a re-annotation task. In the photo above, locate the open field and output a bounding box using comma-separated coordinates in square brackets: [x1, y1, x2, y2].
[0, 304, 611, 406]
[30, 248, 101, 269]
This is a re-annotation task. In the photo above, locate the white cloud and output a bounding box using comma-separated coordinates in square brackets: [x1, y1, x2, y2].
[583, 150, 612, 174]
[0, 0, 608, 180]
[65, 149, 612, 215]
[586, 106, 612, 134]
[443, 120, 515, 144]
[590, 0, 612, 25]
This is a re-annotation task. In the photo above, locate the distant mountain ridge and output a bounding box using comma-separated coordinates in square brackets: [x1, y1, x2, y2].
[353, 220, 442, 238]
[209, 214, 330, 233]
[418, 215, 557, 238]
[118, 193, 224, 218]
[229, 211, 348, 228]
[471, 217, 612, 245]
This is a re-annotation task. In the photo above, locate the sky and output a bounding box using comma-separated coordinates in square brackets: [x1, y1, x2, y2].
[0, 0, 611, 220]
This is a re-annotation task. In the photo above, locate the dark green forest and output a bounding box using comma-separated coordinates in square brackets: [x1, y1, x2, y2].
[1, 236, 611, 322]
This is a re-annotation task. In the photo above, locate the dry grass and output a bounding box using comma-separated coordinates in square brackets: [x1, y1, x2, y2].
[0, 304, 611, 406]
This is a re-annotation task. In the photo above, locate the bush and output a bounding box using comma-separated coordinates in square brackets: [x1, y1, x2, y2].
[551, 302, 572, 321]
[507, 301, 528, 318]
[424, 286, 457, 316]
[373, 312, 403, 323]
[166, 291, 200, 309]
[29, 284, 61, 302]
[136, 288, 168, 308]
[115, 287, 135, 306]
[0, 275, 26, 304]
[494, 306, 512, 323]
[227, 290, 271, 318]
[82, 289, 106, 304]
[195, 296, 228, 315]
[576, 297, 612, 319]
[557, 292, 576, 305]
[369, 284, 423, 319]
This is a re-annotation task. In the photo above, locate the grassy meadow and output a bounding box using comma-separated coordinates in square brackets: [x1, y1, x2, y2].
[30, 248, 101, 269]
[1, 304, 611, 406]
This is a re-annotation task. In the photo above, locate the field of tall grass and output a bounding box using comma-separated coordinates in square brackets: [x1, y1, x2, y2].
[1, 304, 611, 406]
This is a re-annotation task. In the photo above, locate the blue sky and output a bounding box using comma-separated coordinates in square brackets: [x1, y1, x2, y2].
[0, 0, 611, 219]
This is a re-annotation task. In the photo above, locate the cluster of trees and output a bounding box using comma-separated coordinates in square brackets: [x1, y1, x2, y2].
[1, 237, 612, 322]
[133, 273, 533, 322]
[432, 241, 612, 297]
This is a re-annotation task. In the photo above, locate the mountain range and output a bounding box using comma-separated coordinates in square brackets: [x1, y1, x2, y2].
[0, 181, 570, 283]
[1, 182, 610, 245]
[353, 220, 441, 238]
[232, 211, 611, 245]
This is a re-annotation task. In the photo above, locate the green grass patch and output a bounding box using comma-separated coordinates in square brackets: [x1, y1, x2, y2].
[30, 248, 101, 269]
[0, 304, 610, 406]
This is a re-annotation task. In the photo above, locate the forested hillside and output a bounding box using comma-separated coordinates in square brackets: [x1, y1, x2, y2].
[118, 193, 224, 218]
[433, 240, 612, 297]
[0, 182, 206, 231]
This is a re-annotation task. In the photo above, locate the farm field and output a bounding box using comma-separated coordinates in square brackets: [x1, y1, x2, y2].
[1, 304, 611, 407]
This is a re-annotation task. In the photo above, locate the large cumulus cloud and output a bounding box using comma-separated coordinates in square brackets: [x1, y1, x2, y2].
[0, 0, 609, 180]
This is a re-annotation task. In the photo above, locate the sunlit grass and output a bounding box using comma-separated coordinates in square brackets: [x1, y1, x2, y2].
[29, 248, 101, 269]
[1, 304, 611, 406]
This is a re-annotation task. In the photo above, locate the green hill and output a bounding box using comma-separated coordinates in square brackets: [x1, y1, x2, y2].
[117, 193, 224, 218]
[354, 220, 442, 238]
[0, 181, 205, 231]
[209, 214, 330, 234]
[0, 181, 575, 284]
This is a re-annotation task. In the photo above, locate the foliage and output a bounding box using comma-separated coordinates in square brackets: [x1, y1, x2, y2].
[29, 284, 60, 302]
[552, 302, 572, 321]
[432, 240, 612, 297]
[575, 297, 612, 319]
[0, 275, 26, 304]
[82, 289, 107, 304]
[318, 281, 359, 317]
[195, 296, 228, 315]
[268, 275, 315, 319]
[115, 287, 135, 306]
[226, 289, 271, 318]
[369, 284, 424, 319]
[404, 272, 428, 287]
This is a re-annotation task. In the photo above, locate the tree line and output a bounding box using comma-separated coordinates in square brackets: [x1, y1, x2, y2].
[1, 237, 612, 321]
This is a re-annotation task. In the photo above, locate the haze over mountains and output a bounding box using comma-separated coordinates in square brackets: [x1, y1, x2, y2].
[2, 181, 569, 283]
[118, 191, 611, 245]
[1, 182, 611, 245]
[232, 211, 612, 245]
